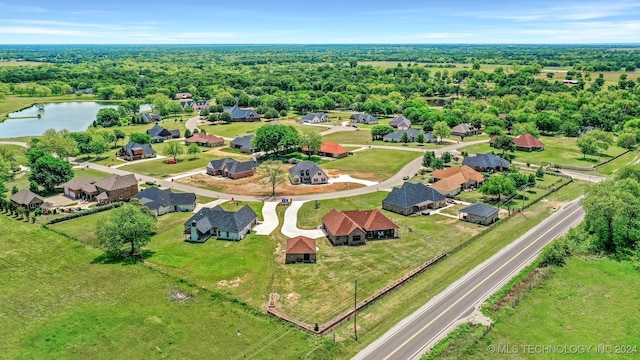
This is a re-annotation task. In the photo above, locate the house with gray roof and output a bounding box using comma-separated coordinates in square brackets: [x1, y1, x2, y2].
[147, 124, 178, 142]
[451, 123, 477, 138]
[10, 189, 44, 210]
[137, 113, 161, 124]
[133, 187, 196, 216]
[117, 142, 157, 161]
[383, 129, 421, 142]
[350, 113, 379, 124]
[288, 161, 328, 185]
[382, 182, 446, 215]
[390, 115, 411, 130]
[207, 158, 258, 180]
[459, 203, 499, 225]
[184, 205, 258, 242]
[63, 178, 99, 200]
[301, 113, 330, 124]
[224, 105, 260, 122]
[230, 135, 257, 153]
[462, 153, 510, 173]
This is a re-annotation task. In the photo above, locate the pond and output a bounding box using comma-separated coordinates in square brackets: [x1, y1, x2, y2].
[0, 102, 151, 138]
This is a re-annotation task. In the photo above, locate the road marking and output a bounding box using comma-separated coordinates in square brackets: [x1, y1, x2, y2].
[382, 205, 583, 360]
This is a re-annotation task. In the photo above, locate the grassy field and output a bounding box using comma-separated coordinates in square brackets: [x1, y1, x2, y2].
[460, 136, 627, 167]
[432, 257, 640, 359]
[596, 150, 639, 175]
[117, 153, 221, 178]
[200, 121, 264, 138]
[1, 215, 315, 360]
[323, 148, 420, 181]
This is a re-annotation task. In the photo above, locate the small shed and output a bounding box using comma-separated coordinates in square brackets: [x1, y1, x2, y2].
[459, 203, 499, 225]
[285, 236, 317, 264]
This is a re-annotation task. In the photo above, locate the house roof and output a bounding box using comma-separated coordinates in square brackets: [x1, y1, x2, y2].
[94, 173, 138, 192]
[390, 115, 410, 127]
[383, 129, 421, 141]
[460, 203, 499, 218]
[288, 161, 326, 177]
[186, 132, 224, 145]
[224, 105, 260, 120]
[350, 113, 378, 123]
[185, 205, 258, 235]
[230, 135, 255, 150]
[451, 123, 476, 134]
[514, 133, 544, 148]
[207, 158, 257, 175]
[382, 182, 445, 209]
[498, 113, 507, 119]
[133, 187, 196, 211]
[140, 113, 161, 122]
[286, 236, 316, 255]
[431, 172, 467, 193]
[63, 178, 98, 193]
[432, 165, 484, 183]
[120, 142, 156, 157]
[147, 124, 172, 138]
[319, 141, 347, 156]
[462, 153, 510, 170]
[301, 113, 327, 122]
[174, 92, 192, 99]
[10, 189, 44, 205]
[322, 208, 398, 236]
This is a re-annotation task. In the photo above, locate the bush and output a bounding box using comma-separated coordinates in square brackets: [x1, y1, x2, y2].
[536, 166, 545, 178]
[539, 240, 570, 267]
[45, 202, 123, 225]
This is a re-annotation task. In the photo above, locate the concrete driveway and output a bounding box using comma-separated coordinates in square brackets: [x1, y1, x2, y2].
[281, 201, 326, 239]
[254, 201, 279, 235]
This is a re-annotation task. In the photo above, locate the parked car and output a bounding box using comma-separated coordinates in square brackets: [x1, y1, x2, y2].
[166, 159, 177, 164]
[403, 175, 410, 180]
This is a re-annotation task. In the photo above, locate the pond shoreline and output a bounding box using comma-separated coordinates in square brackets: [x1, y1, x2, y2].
[0, 98, 127, 123]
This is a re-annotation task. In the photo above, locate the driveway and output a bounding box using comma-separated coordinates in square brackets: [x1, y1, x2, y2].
[281, 201, 326, 239]
[254, 201, 279, 235]
[328, 174, 378, 187]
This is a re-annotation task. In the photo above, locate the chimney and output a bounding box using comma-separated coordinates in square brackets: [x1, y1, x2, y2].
[190, 220, 198, 241]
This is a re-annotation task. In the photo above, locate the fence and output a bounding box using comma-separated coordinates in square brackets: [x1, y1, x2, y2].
[44, 202, 123, 225]
[553, 149, 630, 171]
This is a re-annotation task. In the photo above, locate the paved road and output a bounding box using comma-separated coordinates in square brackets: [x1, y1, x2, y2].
[353, 198, 585, 360]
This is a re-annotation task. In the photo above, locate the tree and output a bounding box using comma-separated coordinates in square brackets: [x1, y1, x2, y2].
[617, 132, 637, 149]
[39, 128, 78, 160]
[253, 125, 300, 154]
[528, 173, 536, 187]
[422, 151, 435, 168]
[187, 143, 199, 159]
[484, 125, 504, 137]
[493, 135, 515, 156]
[218, 112, 232, 122]
[184, 128, 192, 138]
[536, 166, 545, 178]
[129, 133, 152, 144]
[113, 129, 126, 147]
[371, 125, 394, 141]
[96, 200, 157, 258]
[416, 132, 425, 145]
[511, 122, 540, 138]
[479, 174, 516, 201]
[94, 108, 121, 127]
[29, 154, 73, 193]
[432, 121, 451, 144]
[441, 151, 452, 163]
[422, 120, 434, 132]
[400, 131, 410, 144]
[300, 131, 322, 159]
[257, 160, 285, 196]
[576, 135, 598, 159]
[508, 172, 529, 188]
[432, 158, 445, 170]
[165, 141, 184, 162]
[29, 181, 40, 195]
[90, 135, 109, 159]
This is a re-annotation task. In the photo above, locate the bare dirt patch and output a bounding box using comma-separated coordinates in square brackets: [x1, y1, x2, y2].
[168, 291, 191, 302]
[218, 277, 243, 288]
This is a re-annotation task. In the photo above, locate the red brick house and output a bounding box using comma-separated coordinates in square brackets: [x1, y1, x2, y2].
[185, 133, 225, 147]
[285, 236, 317, 264]
[94, 174, 139, 204]
[322, 209, 399, 246]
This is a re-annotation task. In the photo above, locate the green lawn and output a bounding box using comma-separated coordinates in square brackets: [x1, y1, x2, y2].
[1, 215, 315, 360]
[323, 148, 420, 180]
[219, 200, 265, 221]
[460, 136, 627, 167]
[322, 130, 374, 144]
[596, 150, 638, 175]
[200, 121, 264, 138]
[432, 257, 640, 359]
[117, 153, 222, 178]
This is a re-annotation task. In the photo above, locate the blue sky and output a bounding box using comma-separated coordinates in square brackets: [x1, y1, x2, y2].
[0, 0, 639, 44]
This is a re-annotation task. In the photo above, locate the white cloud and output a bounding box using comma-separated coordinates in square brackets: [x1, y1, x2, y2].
[463, 2, 640, 22]
[0, 2, 47, 13]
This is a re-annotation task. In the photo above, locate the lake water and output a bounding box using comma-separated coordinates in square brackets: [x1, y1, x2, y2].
[0, 102, 151, 138]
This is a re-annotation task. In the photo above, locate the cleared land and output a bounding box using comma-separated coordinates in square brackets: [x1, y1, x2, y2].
[322, 148, 420, 181]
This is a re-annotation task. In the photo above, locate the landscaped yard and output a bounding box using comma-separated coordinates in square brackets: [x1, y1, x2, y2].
[460, 136, 627, 167]
[199, 121, 264, 138]
[117, 153, 222, 178]
[322, 148, 421, 181]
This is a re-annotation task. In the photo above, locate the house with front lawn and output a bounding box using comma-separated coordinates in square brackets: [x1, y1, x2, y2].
[322, 209, 399, 246]
[117, 142, 157, 161]
[431, 165, 485, 197]
[147, 124, 179, 143]
[350, 113, 378, 124]
[224, 105, 260, 122]
[462, 153, 510, 173]
[459, 203, 499, 225]
[303, 141, 348, 158]
[382, 182, 446, 215]
[94, 174, 139, 204]
[193, 100, 210, 112]
[514, 133, 544, 152]
[207, 158, 258, 179]
[389, 115, 411, 130]
[184, 205, 258, 242]
[230, 135, 257, 153]
[383, 129, 421, 142]
[185, 132, 224, 147]
[133, 187, 196, 216]
[285, 236, 317, 264]
[10, 189, 44, 210]
[288, 161, 328, 185]
[451, 123, 477, 137]
[301, 113, 330, 124]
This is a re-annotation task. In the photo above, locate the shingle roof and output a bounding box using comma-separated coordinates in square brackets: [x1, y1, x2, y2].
[350, 113, 378, 123]
[514, 133, 544, 148]
[10, 189, 44, 205]
[120, 142, 156, 157]
[94, 173, 138, 192]
[186, 132, 224, 145]
[390, 115, 410, 127]
[382, 182, 445, 208]
[147, 124, 172, 138]
[322, 208, 399, 236]
[383, 129, 421, 141]
[431, 172, 468, 193]
[224, 105, 260, 120]
[460, 203, 499, 218]
[286, 236, 316, 254]
[230, 135, 255, 151]
[63, 178, 98, 193]
[462, 153, 510, 170]
[301, 113, 328, 122]
[432, 165, 484, 183]
[207, 158, 257, 175]
[451, 123, 476, 134]
[319, 141, 347, 156]
[185, 205, 258, 235]
[288, 161, 326, 177]
[133, 187, 196, 211]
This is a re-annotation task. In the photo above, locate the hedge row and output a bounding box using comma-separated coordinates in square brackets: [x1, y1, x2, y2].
[45, 202, 122, 225]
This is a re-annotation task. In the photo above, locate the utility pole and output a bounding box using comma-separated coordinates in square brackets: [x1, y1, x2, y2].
[354, 278, 358, 341]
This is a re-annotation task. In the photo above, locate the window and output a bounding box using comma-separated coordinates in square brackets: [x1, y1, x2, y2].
[353, 235, 362, 242]
[119, 195, 123, 200]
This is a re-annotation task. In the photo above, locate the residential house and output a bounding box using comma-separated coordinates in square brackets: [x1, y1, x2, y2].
[193, 100, 210, 112]
[514, 133, 544, 152]
[224, 105, 260, 122]
[301, 112, 330, 123]
[431, 165, 485, 197]
[230, 135, 257, 153]
[451, 123, 477, 137]
[136, 113, 161, 123]
[563, 79, 579, 85]
[389, 115, 411, 130]
[184, 205, 258, 242]
[285, 236, 317, 264]
[179, 100, 195, 108]
[322, 209, 399, 246]
[459, 203, 499, 225]
[63, 178, 99, 200]
[383, 129, 421, 142]
[423, 132, 438, 143]
[350, 113, 378, 124]
[498, 113, 507, 120]
[10, 189, 44, 210]
[288, 161, 328, 185]
[382, 182, 446, 215]
[117, 142, 157, 161]
[207, 158, 258, 180]
[94, 174, 139, 204]
[147, 124, 179, 142]
[71, 87, 93, 95]
[133, 187, 196, 216]
[303, 141, 348, 158]
[174, 92, 193, 100]
[462, 153, 510, 172]
[185, 133, 224, 147]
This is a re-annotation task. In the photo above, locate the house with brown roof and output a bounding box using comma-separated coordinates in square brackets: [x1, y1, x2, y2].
[389, 115, 411, 130]
[514, 133, 544, 152]
[117, 142, 157, 161]
[451, 123, 477, 138]
[207, 158, 257, 180]
[10, 189, 44, 210]
[94, 174, 139, 204]
[303, 141, 348, 159]
[431, 165, 485, 197]
[322, 209, 399, 246]
[184, 132, 224, 147]
[174, 92, 193, 100]
[63, 178, 99, 200]
[285, 236, 317, 264]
